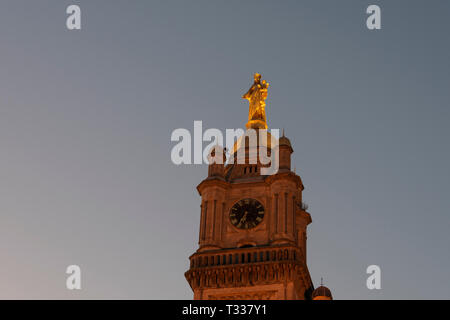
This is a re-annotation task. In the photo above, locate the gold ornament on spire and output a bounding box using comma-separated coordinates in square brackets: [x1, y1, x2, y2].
[242, 73, 269, 129]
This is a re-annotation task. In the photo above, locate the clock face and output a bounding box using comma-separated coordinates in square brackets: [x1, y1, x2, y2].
[229, 198, 265, 230]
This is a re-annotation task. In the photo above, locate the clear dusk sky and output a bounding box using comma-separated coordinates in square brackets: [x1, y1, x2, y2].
[0, 0, 449, 299]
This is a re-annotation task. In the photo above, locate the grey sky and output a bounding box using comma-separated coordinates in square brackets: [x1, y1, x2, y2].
[0, 1, 449, 299]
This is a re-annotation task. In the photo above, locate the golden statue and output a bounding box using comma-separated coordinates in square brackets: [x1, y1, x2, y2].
[242, 73, 269, 129]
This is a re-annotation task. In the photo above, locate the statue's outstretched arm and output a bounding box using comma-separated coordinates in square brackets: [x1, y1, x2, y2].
[242, 86, 255, 99]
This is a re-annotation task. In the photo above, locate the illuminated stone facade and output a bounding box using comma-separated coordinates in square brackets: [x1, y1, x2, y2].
[185, 74, 329, 300]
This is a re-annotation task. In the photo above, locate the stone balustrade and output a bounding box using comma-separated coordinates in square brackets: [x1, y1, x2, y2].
[189, 245, 302, 269]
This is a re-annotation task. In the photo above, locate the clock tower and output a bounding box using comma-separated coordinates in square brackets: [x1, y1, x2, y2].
[185, 74, 315, 300]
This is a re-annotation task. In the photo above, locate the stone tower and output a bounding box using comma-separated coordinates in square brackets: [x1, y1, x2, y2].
[185, 74, 316, 300]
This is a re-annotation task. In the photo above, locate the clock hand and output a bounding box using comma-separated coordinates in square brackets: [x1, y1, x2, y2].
[239, 211, 248, 224]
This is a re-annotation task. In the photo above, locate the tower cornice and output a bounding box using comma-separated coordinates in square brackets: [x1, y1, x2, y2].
[197, 178, 230, 195]
[265, 171, 304, 191]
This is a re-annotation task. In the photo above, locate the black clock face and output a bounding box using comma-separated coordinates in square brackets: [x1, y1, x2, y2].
[229, 198, 265, 229]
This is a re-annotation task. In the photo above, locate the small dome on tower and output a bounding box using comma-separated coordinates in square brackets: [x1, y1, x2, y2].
[279, 135, 292, 148]
[312, 285, 333, 300]
[207, 145, 226, 165]
[278, 129, 292, 148]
